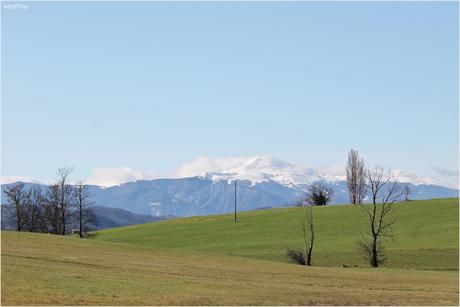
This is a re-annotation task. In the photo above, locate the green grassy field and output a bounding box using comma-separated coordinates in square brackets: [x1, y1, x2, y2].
[95, 198, 459, 270]
[2, 198, 459, 305]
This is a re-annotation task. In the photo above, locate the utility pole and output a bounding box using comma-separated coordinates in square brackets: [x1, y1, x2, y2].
[234, 180, 237, 223]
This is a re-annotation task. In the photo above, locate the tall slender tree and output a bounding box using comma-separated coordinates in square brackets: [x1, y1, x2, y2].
[346, 149, 367, 204]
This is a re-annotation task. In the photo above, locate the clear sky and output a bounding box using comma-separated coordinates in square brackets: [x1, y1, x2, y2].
[1, 1, 459, 187]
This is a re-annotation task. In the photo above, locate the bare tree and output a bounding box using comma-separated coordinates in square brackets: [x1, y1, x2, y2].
[23, 186, 45, 232]
[74, 181, 97, 238]
[287, 183, 330, 265]
[306, 182, 334, 206]
[287, 196, 315, 266]
[42, 184, 62, 234]
[403, 185, 411, 201]
[303, 203, 314, 266]
[346, 149, 367, 204]
[58, 168, 74, 235]
[45, 168, 74, 235]
[3, 183, 27, 231]
[358, 165, 404, 267]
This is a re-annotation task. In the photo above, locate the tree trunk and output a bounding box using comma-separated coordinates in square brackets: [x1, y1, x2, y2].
[61, 209, 66, 235]
[30, 214, 34, 232]
[306, 250, 312, 266]
[79, 206, 83, 238]
[15, 203, 22, 232]
[371, 240, 378, 267]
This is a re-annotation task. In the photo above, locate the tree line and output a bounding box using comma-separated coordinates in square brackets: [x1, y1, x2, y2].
[2, 168, 96, 238]
[287, 149, 410, 268]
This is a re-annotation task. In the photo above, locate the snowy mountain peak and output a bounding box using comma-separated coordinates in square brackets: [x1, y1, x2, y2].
[198, 155, 440, 188]
[239, 155, 294, 171]
[202, 155, 323, 187]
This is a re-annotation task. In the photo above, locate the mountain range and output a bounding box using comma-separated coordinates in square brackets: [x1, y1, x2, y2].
[2, 156, 458, 218]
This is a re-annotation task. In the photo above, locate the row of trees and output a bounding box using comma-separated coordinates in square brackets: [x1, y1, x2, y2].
[288, 149, 408, 268]
[3, 168, 96, 238]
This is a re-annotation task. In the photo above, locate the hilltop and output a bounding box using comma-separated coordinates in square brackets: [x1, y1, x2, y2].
[95, 198, 459, 270]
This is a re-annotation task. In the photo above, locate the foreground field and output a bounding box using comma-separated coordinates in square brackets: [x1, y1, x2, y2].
[2, 198, 459, 305]
[2, 231, 458, 306]
[95, 198, 459, 270]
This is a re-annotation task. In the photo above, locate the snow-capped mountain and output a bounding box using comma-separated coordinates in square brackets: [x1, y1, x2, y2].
[198, 155, 436, 188]
[202, 155, 324, 187]
[1, 156, 458, 217]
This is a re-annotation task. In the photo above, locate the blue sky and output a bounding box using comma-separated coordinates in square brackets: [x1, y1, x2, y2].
[1, 2, 458, 187]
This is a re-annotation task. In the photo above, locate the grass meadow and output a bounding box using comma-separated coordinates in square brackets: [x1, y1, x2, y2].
[2, 198, 458, 305]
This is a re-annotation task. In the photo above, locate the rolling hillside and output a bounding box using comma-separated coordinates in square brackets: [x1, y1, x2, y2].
[2, 198, 458, 305]
[95, 198, 459, 270]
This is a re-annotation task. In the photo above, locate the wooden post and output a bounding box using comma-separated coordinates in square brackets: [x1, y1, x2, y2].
[234, 180, 237, 223]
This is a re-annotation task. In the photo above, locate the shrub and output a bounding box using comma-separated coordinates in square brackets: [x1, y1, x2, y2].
[286, 247, 306, 265]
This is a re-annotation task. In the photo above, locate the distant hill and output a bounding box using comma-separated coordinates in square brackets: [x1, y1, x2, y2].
[1, 205, 166, 231]
[91, 206, 166, 229]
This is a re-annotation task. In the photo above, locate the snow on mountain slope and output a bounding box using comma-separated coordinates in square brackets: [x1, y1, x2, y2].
[202, 155, 335, 187]
[200, 155, 447, 188]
